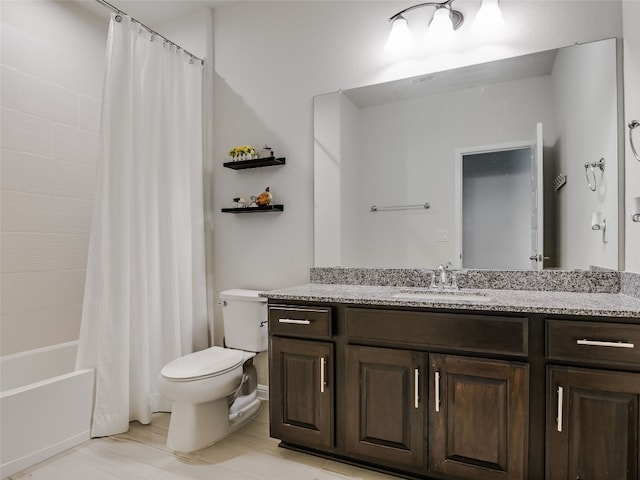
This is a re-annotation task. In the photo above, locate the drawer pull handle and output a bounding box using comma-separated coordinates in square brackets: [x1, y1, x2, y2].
[557, 386, 563, 432]
[434, 371, 441, 413]
[414, 368, 420, 409]
[278, 318, 311, 325]
[320, 357, 326, 393]
[576, 339, 634, 349]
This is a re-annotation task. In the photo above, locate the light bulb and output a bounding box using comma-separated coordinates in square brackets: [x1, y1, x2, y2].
[384, 15, 412, 52]
[425, 6, 455, 43]
[474, 0, 505, 34]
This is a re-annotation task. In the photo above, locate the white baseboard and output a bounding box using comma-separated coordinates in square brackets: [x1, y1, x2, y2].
[257, 384, 269, 401]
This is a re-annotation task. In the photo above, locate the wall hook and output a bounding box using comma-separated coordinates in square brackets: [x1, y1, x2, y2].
[584, 158, 605, 191]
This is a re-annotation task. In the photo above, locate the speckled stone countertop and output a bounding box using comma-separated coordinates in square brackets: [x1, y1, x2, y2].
[263, 283, 640, 319]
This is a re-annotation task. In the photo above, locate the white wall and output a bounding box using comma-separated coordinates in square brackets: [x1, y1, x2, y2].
[0, 0, 107, 355]
[313, 93, 342, 266]
[210, 0, 623, 297]
[623, 1, 640, 273]
[551, 38, 619, 270]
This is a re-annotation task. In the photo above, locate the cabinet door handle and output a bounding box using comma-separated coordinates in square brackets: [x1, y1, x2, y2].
[577, 339, 634, 349]
[434, 371, 441, 413]
[320, 357, 326, 393]
[557, 386, 564, 432]
[278, 318, 311, 325]
[414, 368, 420, 409]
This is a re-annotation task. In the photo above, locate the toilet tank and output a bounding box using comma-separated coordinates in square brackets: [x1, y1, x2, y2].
[220, 289, 268, 352]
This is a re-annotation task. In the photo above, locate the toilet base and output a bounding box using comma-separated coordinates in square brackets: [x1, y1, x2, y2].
[165, 396, 262, 453]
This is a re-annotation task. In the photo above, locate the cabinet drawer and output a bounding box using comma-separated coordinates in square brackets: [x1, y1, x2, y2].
[269, 305, 332, 339]
[547, 320, 640, 366]
[346, 308, 528, 357]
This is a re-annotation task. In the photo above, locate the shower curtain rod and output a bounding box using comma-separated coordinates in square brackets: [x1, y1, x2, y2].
[94, 0, 204, 65]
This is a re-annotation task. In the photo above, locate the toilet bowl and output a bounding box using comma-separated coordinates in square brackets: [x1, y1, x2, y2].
[157, 289, 268, 452]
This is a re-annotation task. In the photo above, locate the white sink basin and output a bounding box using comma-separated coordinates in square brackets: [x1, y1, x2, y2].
[392, 290, 491, 302]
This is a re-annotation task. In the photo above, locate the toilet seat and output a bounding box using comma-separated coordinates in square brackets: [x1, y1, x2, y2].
[160, 347, 245, 382]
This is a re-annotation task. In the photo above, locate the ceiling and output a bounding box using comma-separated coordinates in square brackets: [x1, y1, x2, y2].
[83, 0, 229, 28]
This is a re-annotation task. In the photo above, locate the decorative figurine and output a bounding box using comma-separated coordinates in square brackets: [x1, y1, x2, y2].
[256, 187, 273, 206]
[233, 197, 249, 208]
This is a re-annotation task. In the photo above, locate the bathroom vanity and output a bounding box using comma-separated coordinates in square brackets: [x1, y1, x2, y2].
[264, 271, 640, 480]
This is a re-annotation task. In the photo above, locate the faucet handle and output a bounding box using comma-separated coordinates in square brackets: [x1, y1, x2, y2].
[429, 271, 438, 289]
[449, 272, 458, 290]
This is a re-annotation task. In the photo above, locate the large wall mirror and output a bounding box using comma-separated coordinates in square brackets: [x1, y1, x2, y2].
[314, 38, 623, 271]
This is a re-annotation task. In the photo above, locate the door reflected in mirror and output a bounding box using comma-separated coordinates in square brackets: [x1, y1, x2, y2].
[314, 38, 622, 271]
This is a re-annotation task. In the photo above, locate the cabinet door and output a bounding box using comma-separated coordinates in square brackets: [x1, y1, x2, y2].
[345, 345, 426, 469]
[269, 337, 333, 449]
[546, 366, 640, 480]
[430, 354, 528, 480]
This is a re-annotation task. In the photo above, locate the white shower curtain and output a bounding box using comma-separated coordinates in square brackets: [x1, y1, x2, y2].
[76, 14, 208, 437]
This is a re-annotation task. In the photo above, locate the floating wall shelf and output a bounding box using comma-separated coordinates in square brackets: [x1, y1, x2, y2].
[221, 205, 284, 214]
[223, 157, 286, 170]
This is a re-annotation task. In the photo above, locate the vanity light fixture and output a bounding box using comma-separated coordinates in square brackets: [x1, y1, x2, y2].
[384, 0, 503, 52]
[473, 0, 505, 33]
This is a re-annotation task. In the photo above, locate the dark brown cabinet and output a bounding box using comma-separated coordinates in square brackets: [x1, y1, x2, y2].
[545, 318, 640, 480]
[345, 345, 426, 469]
[430, 354, 529, 480]
[269, 336, 334, 449]
[268, 300, 639, 480]
[546, 367, 640, 480]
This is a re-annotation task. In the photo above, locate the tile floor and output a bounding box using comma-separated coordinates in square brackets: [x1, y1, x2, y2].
[8, 403, 404, 480]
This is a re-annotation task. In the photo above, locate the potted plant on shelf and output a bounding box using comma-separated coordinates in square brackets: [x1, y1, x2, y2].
[228, 145, 257, 161]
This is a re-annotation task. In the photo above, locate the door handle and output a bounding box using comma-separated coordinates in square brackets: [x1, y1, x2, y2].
[278, 318, 311, 325]
[434, 371, 441, 413]
[557, 386, 563, 432]
[320, 357, 326, 393]
[414, 368, 419, 409]
[529, 254, 550, 261]
[577, 339, 634, 349]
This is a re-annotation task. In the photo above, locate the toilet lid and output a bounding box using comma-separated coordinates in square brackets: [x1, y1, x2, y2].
[160, 346, 245, 381]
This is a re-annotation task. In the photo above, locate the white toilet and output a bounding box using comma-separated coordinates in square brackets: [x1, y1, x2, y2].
[157, 289, 268, 452]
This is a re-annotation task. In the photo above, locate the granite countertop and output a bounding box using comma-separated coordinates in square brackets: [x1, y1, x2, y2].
[262, 283, 640, 319]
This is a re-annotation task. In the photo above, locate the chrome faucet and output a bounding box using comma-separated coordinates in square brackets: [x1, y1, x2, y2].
[431, 262, 458, 290]
[438, 263, 448, 285]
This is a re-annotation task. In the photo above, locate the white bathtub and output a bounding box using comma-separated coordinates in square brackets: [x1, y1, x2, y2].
[0, 341, 94, 479]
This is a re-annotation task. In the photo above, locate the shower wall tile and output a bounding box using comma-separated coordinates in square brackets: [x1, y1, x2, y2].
[0, 107, 51, 157]
[1, 1, 106, 356]
[53, 49, 105, 99]
[0, 191, 93, 234]
[51, 123, 100, 165]
[0, 25, 54, 81]
[0, 271, 60, 315]
[1, 305, 82, 355]
[1, 65, 21, 110]
[1, 232, 89, 273]
[20, 73, 78, 126]
[1, 150, 96, 200]
[0, 149, 22, 192]
[78, 95, 102, 133]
